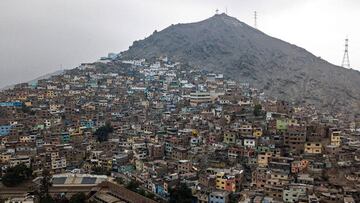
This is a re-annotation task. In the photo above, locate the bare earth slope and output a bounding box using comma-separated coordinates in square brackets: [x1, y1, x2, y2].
[122, 13, 360, 113]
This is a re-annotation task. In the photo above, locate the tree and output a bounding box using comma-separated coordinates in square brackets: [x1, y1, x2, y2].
[21, 103, 34, 115]
[40, 195, 55, 203]
[114, 177, 125, 185]
[253, 104, 262, 116]
[54, 194, 69, 203]
[69, 192, 86, 203]
[229, 193, 240, 203]
[92, 166, 110, 176]
[94, 122, 114, 142]
[145, 192, 155, 200]
[125, 180, 140, 192]
[2, 163, 32, 187]
[38, 169, 53, 203]
[169, 183, 193, 203]
[138, 188, 146, 196]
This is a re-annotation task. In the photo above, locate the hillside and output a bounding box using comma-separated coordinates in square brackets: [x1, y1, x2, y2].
[121, 13, 360, 113]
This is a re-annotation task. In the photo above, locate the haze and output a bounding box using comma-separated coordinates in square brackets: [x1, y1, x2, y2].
[0, 0, 359, 88]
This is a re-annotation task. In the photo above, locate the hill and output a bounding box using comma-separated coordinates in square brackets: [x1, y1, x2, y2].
[121, 13, 360, 113]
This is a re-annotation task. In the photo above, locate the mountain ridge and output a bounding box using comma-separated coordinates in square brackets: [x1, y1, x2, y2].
[122, 13, 360, 113]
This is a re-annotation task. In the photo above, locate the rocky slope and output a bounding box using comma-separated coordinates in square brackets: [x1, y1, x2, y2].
[122, 13, 360, 113]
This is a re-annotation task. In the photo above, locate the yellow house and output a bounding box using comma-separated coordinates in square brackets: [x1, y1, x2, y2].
[224, 114, 231, 123]
[71, 128, 83, 136]
[17, 95, 28, 101]
[24, 101, 32, 107]
[19, 135, 31, 143]
[46, 90, 56, 98]
[37, 94, 44, 100]
[223, 132, 236, 144]
[287, 119, 298, 125]
[50, 104, 61, 111]
[0, 153, 11, 163]
[253, 128, 263, 138]
[99, 158, 112, 170]
[216, 172, 226, 190]
[0, 137, 8, 144]
[215, 172, 239, 192]
[304, 142, 322, 154]
[82, 162, 92, 172]
[135, 159, 144, 172]
[192, 129, 199, 137]
[331, 131, 341, 146]
[257, 152, 273, 167]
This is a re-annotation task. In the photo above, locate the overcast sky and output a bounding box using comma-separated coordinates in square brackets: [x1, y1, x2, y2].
[0, 0, 359, 88]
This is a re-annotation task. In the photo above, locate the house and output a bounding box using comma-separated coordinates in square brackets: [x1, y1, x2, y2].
[209, 191, 230, 203]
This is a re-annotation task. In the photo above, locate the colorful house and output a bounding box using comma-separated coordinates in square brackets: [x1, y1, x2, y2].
[291, 160, 309, 174]
[253, 127, 263, 137]
[330, 130, 341, 146]
[61, 132, 70, 144]
[215, 172, 242, 192]
[304, 142, 322, 154]
[276, 119, 288, 132]
[0, 125, 12, 136]
[223, 132, 236, 145]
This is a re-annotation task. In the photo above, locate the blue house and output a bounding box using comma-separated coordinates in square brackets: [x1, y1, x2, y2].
[80, 120, 95, 129]
[0, 102, 22, 107]
[155, 184, 168, 198]
[0, 125, 12, 136]
[61, 132, 70, 143]
[209, 191, 230, 203]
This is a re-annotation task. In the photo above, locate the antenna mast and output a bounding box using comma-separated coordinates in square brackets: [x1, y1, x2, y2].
[341, 37, 350, 68]
[215, 8, 219, 15]
[254, 11, 257, 29]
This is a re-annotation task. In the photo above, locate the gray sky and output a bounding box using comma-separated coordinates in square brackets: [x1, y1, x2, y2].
[0, 0, 359, 88]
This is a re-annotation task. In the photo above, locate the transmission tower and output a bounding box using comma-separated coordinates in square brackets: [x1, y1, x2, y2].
[341, 37, 350, 68]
